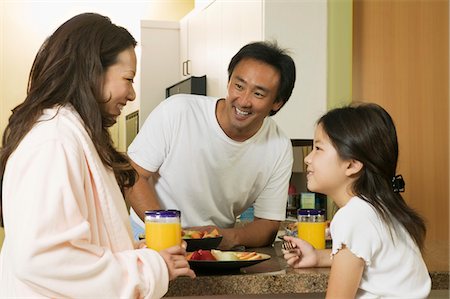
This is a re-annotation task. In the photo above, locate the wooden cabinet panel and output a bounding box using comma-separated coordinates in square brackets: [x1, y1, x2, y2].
[353, 0, 449, 250]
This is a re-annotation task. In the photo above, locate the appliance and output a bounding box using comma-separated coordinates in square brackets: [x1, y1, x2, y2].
[166, 75, 207, 98]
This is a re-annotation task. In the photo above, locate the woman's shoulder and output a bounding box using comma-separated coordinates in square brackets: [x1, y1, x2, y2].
[25, 105, 88, 150]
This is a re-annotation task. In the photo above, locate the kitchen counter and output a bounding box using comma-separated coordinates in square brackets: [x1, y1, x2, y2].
[165, 241, 449, 297]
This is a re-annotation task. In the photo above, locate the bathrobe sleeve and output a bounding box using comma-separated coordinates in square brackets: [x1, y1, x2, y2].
[3, 125, 169, 298]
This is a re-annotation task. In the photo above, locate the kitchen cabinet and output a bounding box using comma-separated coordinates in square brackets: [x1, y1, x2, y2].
[166, 75, 206, 98]
[140, 1, 327, 138]
[352, 0, 449, 246]
[179, 0, 327, 139]
[179, 9, 207, 78]
[263, 0, 327, 139]
[203, 0, 263, 97]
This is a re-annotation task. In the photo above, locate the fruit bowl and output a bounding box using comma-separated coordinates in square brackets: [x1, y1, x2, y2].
[187, 250, 271, 271]
[183, 229, 222, 251]
[184, 236, 223, 251]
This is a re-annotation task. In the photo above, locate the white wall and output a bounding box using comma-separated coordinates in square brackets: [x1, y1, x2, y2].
[0, 0, 193, 150]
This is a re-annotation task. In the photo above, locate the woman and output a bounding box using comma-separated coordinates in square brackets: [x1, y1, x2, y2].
[0, 13, 194, 298]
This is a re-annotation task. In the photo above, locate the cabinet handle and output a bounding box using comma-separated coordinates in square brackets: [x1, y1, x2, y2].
[182, 61, 187, 76]
[186, 59, 191, 76]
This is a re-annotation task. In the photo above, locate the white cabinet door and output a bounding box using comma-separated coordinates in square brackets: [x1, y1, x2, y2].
[179, 0, 327, 139]
[204, 0, 223, 97]
[203, 0, 263, 98]
[187, 9, 207, 77]
[180, 9, 207, 78]
[264, 0, 328, 139]
[179, 17, 189, 78]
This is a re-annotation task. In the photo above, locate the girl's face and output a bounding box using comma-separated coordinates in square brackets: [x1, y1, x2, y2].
[100, 47, 137, 120]
[304, 124, 359, 206]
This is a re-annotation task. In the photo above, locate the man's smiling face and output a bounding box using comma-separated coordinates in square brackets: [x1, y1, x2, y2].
[217, 58, 282, 142]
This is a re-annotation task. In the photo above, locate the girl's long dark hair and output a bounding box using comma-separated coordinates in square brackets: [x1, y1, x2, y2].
[319, 103, 426, 251]
[0, 13, 138, 226]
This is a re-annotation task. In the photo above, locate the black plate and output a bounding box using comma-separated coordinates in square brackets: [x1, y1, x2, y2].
[183, 236, 223, 252]
[188, 252, 270, 271]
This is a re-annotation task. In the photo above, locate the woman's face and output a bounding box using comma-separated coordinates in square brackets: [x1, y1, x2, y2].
[101, 47, 137, 120]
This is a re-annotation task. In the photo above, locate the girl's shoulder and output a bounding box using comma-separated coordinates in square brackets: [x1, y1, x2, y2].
[334, 197, 378, 223]
[331, 197, 385, 245]
[331, 197, 385, 265]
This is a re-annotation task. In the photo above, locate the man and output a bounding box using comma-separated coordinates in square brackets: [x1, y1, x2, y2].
[126, 41, 296, 249]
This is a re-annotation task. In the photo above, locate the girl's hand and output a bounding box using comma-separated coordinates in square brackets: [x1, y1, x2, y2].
[282, 235, 319, 268]
[159, 242, 196, 280]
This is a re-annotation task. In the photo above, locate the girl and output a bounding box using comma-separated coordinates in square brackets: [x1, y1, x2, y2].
[283, 103, 431, 298]
[0, 13, 194, 298]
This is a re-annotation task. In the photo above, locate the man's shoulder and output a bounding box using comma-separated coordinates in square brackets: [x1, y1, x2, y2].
[261, 118, 291, 145]
[159, 94, 219, 123]
[165, 94, 218, 108]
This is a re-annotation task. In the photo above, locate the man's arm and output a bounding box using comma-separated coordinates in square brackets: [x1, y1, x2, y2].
[125, 160, 161, 221]
[221, 217, 280, 249]
[190, 217, 280, 250]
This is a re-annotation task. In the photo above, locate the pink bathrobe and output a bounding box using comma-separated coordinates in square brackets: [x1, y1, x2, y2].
[0, 105, 169, 298]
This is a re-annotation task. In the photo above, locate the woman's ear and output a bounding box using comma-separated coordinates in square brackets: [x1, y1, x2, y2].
[345, 159, 363, 177]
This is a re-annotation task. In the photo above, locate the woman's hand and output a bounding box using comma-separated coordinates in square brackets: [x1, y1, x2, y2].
[159, 241, 196, 280]
[282, 235, 320, 268]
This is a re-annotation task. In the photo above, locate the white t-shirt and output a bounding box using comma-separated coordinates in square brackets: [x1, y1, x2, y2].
[128, 94, 293, 228]
[331, 196, 431, 299]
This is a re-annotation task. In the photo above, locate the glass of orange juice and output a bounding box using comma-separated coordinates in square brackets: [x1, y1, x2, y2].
[297, 209, 326, 249]
[145, 210, 181, 251]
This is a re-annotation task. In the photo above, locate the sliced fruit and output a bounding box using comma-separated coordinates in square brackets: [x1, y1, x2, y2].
[211, 250, 239, 261]
[188, 249, 216, 261]
[190, 231, 204, 239]
[235, 251, 262, 260]
[203, 228, 220, 238]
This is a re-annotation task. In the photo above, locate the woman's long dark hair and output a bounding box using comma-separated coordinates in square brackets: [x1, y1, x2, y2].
[0, 13, 138, 226]
[319, 103, 426, 251]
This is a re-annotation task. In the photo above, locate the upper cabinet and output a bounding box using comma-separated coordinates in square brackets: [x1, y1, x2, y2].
[141, 0, 328, 139]
[204, 0, 263, 97]
[178, 0, 327, 139]
[263, 0, 328, 139]
[180, 9, 207, 78]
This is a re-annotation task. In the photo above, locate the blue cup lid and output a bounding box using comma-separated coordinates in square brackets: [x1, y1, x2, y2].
[145, 210, 180, 218]
[297, 209, 325, 216]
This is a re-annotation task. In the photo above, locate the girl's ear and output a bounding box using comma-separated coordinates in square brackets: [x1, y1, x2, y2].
[345, 159, 363, 177]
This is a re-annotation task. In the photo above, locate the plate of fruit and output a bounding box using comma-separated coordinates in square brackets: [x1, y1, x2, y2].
[187, 249, 271, 271]
[182, 229, 223, 252]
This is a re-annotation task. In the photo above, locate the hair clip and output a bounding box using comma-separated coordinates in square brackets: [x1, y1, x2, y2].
[392, 174, 405, 193]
